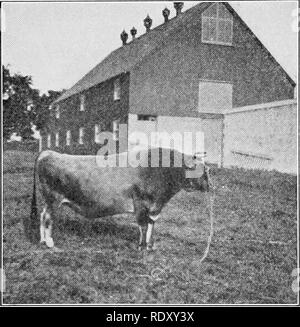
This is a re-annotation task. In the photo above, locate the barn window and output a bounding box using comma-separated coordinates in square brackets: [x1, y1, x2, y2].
[198, 80, 232, 113]
[55, 132, 59, 147]
[112, 120, 119, 141]
[80, 94, 85, 111]
[47, 134, 51, 148]
[79, 127, 85, 144]
[95, 124, 101, 143]
[202, 3, 233, 46]
[137, 115, 157, 121]
[66, 130, 71, 146]
[55, 105, 60, 119]
[113, 78, 121, 101]
[39, 135, 43, 152]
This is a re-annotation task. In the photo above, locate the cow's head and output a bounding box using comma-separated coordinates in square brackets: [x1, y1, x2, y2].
[184, 152, 210, 192]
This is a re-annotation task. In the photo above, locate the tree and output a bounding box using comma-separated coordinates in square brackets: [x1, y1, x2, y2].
[3, 65, 39, 140]
[2, 65, 64, 140]
[34, 90, 63, 131]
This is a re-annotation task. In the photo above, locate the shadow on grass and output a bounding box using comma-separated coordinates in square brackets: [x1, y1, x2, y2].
[55, 216, 138, 244]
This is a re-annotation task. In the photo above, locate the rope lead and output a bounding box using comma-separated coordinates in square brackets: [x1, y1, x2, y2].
[198, 172, 215, 264]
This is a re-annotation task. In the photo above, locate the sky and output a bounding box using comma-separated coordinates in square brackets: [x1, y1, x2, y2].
[2, 1, 298, 94]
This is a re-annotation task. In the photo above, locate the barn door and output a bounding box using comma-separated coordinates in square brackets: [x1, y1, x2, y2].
[198, 80, 232, 113]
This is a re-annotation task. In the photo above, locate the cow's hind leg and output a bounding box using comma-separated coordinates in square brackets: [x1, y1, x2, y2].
[40, 207, 47, 244]
[40, 205, 54, 248]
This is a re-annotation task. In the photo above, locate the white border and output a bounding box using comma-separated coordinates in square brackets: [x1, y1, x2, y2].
[1, 0, 299, 307]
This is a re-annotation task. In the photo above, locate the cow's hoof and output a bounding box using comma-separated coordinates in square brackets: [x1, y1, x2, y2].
[146, 244, 155, 251]
[45, 237, 54, 248]
[40, 241, 48, 249]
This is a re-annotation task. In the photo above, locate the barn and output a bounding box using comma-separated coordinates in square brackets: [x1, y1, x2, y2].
[41, 2, 296, 173]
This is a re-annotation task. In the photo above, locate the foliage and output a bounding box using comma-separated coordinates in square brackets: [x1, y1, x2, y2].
[35, 90, 63, 131]
[3, 65, 39, 140]
[2, 65, 63, 140]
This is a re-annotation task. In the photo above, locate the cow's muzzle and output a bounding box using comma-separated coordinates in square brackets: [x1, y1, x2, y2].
[185, 165, 210, 192]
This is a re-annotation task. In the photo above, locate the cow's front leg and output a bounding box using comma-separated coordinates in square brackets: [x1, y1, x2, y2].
[145, 219, 155, 251]
[138, 224, 147, 250]
[135, 205, 155, 250]
[138, 220, 155, 251]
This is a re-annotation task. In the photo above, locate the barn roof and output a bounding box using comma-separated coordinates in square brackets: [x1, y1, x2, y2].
[53, 2, 211, 104]
[54, 2, 295, 104]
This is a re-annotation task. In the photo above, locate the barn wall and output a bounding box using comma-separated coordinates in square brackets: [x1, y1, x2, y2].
[41, 3, 296, 161]
[42, 73, 130, 154]
[127, 114, 223, 165]
[223, 99, 297, 174]
[197, 117, 223, 166]
[127, 113, 157, 150]
[129, 5, 294, 117]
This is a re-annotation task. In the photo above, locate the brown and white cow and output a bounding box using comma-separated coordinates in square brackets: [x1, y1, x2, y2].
[24, 148, 210, 250]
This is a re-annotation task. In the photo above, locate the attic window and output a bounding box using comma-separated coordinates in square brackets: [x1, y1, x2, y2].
[137, 115, 157, 121]
[113, 78, 121, 101]
[202, 3, 233, 46]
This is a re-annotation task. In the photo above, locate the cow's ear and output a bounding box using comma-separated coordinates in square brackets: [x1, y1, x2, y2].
[194, 152, 207, 162]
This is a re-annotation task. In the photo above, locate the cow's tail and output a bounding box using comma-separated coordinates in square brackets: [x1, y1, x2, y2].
[24, 153, 41, 243]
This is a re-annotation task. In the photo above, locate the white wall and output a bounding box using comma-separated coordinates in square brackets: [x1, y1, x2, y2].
[128, 99, 297, 174]
[128, 114, 222, 164]
[223, 99, 297, 174]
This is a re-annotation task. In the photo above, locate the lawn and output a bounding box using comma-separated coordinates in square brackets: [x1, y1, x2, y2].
[3, 150, 298, 304]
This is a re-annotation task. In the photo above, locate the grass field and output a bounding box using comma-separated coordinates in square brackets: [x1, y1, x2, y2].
[3, 150, 298, 304]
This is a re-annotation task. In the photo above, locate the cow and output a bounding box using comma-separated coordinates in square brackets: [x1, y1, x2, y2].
[24, 147, 210, 250]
